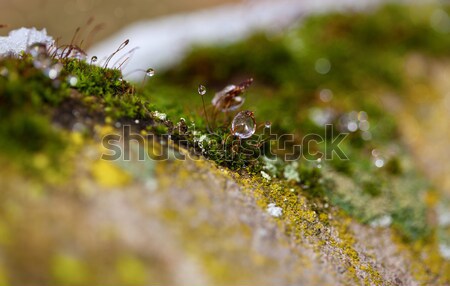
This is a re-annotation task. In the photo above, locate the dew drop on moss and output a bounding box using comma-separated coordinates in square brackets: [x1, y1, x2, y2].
[146, 68, 155, 77]
[46, 63, 63, 80]
[67, 75, 78, 87]
[198, 85, 206, 96]
[231, 110, 256, 139]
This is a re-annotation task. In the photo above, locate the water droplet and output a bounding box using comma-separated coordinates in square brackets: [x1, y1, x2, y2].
[28, 43, 51, 69]
[27, 43, 47, 58]
[198, 85, 206, 96]
[348, 111, 358, 121]
[358, 111, 368, 121]
[359, 120, 370, 131]
[265, 121, 272, 128]
[361, 131, 372, 141]
[319, 88, 333, 102]
[0, 67, 8, 77]
[47, 69, 58, 79]
[67, 75, 78, 87]
[46, 63, 63, 80]
[347, 121, 358, 132]
[310, 108, 334, 126]
[146, 68, 155, 77]
[231, 110, 256, 139]
[315, 58, 331, 75]
[91, 56, 98, 63]
[375, 158, 385, 168]
[315, 158, 323, 169]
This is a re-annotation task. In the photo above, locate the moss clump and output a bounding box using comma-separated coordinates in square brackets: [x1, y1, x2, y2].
[0, 56, 69, 172]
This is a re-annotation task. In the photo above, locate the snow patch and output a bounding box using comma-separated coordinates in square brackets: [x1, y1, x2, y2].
[261, 170, 272, 181]
[267, 203, 283, 218]
[0, 27, 54, 56]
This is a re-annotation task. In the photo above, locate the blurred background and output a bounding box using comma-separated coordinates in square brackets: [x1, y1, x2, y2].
[0, 0, 241, 43]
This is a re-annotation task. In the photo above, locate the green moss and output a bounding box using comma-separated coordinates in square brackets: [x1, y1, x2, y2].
[0, 57, 69, 174]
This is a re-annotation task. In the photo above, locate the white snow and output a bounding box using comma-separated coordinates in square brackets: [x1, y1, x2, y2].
[267, 203, 283, 218]
[0, 27, 54, 56]
[261, 170, 272, 181]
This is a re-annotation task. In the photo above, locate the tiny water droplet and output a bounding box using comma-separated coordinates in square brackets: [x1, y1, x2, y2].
[319, 89, 333, 102]
[358, 111, 368, 121]
[46, 63, 63, 80]
[198, 85, 206, 96]
[91, 56, 98, 63]
[146, 68, 155, 77]
[347, 121, 358, 132]
[315, 58, 331, 75]
[67, 75, 78, 87]
[0, 67, 8, 77]
[359, 120, 370, 131]
[28, 43, 51, 69]
[375, 158, 385, 168]
[264, 121, 272, 128]
[361, 131, 372, 141]
[231, 110, 256, 139]
[27, 43, 47, 58]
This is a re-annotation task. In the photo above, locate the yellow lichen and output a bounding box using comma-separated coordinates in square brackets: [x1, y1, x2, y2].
[116, 255, 148, 286]
[91, 160, 131, 187]
[51, 254, 89, 286]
